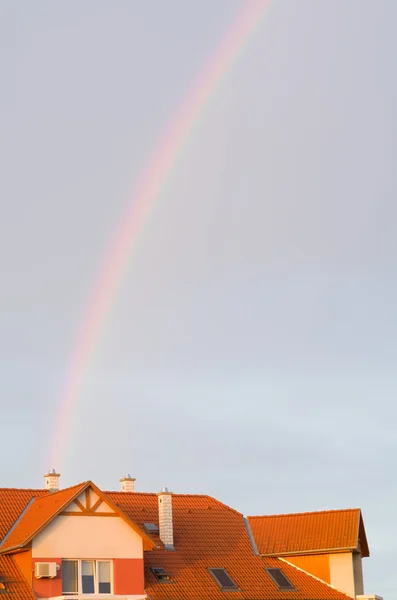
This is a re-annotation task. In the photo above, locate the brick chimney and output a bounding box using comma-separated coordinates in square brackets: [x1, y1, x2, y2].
[44, 469, 60, 492]
[157, 487, 174, 550]
[120, 474, 136, 492]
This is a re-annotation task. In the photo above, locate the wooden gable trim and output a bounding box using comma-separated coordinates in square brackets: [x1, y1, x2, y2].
[61, 511, 118, 517]
[73, 498, 86, 512]
[91, 498, 103, 513]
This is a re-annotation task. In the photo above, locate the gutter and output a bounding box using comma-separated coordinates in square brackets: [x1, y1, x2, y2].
[261, 545, 359, 557]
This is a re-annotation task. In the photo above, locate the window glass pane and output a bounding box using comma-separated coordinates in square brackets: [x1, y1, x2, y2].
[62, 560, 78, 594]
[209, 568, 238, 589]
[266, 568, 295, 589]
[98, 561, 111, 594]
[82, 561, 95, 594]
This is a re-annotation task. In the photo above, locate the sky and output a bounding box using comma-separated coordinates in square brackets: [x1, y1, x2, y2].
[0, 0, 396, 596]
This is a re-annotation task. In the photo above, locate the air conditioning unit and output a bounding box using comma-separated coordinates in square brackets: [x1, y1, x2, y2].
[35, 562, 57, 579]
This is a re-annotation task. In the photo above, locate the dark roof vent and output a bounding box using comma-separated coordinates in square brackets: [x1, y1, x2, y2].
[144, 522, 159, 533]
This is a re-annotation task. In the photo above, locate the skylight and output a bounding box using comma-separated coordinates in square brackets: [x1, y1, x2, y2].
[151, 567, 171, 582]
[144, 522, 159, 533]
[0, 582, 5, 592]
[209, 568, 238, 590]
[266, 568, 295, 590]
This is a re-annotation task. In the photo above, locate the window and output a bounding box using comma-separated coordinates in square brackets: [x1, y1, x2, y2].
[266, 568, 295, 590]
[208, 568, 238, 591]
[151, 567, 171, 582]
[62, 560, 112, 595]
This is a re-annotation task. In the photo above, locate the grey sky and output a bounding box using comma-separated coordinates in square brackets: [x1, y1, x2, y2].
[0, 1, 396, 597]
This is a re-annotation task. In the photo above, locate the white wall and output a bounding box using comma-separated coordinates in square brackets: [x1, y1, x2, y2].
[329, 552, 355, 598]
[32, 515, 143, 558]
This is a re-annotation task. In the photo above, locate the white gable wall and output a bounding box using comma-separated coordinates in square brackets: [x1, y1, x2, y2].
[32, 515, 143, 558]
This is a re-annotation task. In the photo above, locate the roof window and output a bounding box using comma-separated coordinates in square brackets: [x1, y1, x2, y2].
[266, 568, 295, 590]
[151, 567, 171, 582]
[209, 568, 238, 591]
[0, 582, 5, 592]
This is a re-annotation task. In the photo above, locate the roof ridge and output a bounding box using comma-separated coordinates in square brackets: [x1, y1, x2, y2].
[49, 481, 88, 494]
[0, 487, 48, 492]
[248, 508, 361, 519]
[105, 491, 221, 498]
[105, 491, 243, 515]
[104, 491, 157, 496]
[278, 557, 352, 599]
[0, 481, 88, 494]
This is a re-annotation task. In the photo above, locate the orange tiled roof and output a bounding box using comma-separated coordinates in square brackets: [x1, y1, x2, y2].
[0, 488, 48, 541]
[106, 491, 351, 600]
[248, 509, 369, 558]
[0, 554, 36, 600]
[0, 482, 86, 553]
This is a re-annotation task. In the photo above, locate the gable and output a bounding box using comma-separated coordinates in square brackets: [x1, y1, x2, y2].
[0, 482, 154, 554]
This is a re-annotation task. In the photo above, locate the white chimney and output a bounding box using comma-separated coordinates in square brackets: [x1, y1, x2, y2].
[120, 474, 136, 492]
[44, 469, 60, 492]
[157, 487, 174, 550]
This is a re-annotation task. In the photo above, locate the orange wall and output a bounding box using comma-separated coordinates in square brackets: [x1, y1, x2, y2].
[13, 550, 32, 586]
[31, 556, 144, 596]
[32, 558, 62, 599]
[285, 554, 331, 583]
[114, 558, 144, 595]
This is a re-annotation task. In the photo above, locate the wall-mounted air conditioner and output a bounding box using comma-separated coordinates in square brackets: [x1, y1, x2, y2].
[35, 562, 57, 578]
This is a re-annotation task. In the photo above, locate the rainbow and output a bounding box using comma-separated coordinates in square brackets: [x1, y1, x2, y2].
[50, 0, 272, 470]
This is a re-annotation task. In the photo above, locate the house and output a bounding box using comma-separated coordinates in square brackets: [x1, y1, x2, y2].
[0, 471, 383, 600]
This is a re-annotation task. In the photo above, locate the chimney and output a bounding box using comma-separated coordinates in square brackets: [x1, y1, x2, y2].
[157, 487, 174, 550]
[44, 469, 60, 492]
[120, 474, 136, 492]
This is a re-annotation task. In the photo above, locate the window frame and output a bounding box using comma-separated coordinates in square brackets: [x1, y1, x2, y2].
[62, 559, 113, 595]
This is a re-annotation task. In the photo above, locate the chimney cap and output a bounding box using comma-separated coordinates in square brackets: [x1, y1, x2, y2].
[44, 469, 60, 476]
[120, 474, 136, 482]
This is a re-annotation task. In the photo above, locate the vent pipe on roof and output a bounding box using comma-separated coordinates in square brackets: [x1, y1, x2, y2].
[120, 474, 136, 492]
[44, 469, 60, 492]
[157, 487, 174, 550]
